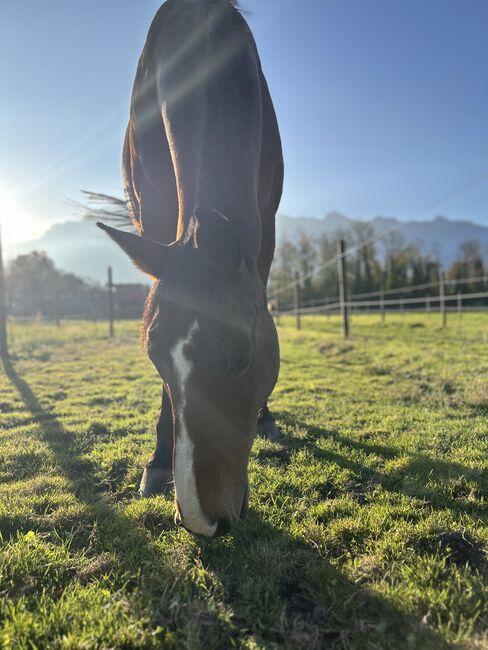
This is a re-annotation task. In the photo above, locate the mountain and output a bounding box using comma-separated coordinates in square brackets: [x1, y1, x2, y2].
[276, 213, 488, 265]
[4, 212, 487, 283]
[5, 220, 147, 285]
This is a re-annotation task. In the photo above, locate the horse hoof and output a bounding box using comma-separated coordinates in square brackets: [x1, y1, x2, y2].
[139, 466, 173, 497]
[256, 419, 280, 441]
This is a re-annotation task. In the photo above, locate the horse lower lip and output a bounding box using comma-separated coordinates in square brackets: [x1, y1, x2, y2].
[214, 517, 232, 537]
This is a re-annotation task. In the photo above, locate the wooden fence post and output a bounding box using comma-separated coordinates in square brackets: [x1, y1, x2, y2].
[426, 295, 431, 313]
[54, 290, 61, 327]
[380, 289, 385, 323]
[293, 271, 301, 330]
[457, 292, 462, 318]
[0, 226, 8, 356]
[108, 266, 114, 338]
[439, 271, 446, 328]
[337, 239, 349, 338]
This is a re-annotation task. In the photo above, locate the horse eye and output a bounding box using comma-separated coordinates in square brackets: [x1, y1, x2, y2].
[228, 354, 251, 377]
[213, 331, 253, 377]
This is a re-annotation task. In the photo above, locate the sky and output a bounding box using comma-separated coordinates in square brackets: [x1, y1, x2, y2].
[1, 0, 488, 246]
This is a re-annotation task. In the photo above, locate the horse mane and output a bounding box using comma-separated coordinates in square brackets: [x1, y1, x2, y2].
[77, 191, 135, 231]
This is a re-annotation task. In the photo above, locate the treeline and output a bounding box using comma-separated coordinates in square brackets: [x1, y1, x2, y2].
[5, 237, 486, 320]
[5, 251, 148, 320]
[268, 224, 487, 308]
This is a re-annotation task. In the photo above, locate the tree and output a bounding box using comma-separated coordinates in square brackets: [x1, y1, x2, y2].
[6, 251, 105, 318]
[314, 234, 339, 302]
[350, 222, 381, 295]
[448, 240, 486, 294]
[268, 240, 299, 307]
[297, 232, 317, 300]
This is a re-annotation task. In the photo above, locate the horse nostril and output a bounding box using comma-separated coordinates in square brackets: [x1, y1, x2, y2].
[214, 517, 232, 537]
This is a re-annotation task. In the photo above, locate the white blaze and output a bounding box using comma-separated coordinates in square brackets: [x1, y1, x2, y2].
[171, 320, 217, 537]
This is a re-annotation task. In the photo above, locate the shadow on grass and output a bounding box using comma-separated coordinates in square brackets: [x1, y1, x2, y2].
[1, 354, 450, 649]
[1, 354, 175, 566]
[195, 512, 449, 649]
[276, 410, 487, 520]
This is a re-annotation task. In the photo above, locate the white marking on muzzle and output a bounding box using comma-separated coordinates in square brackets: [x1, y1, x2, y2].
[171, 320, 217, 537]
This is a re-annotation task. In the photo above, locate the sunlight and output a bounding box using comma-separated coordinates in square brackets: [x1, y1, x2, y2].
[0, 185, 47, 246]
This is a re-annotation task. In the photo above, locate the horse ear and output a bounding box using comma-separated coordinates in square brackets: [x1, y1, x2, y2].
[192, 207, 242, 274]
[97, 223, 179, 279]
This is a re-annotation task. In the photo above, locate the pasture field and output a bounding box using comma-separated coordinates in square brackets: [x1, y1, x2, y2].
[0, 314, 487, 649]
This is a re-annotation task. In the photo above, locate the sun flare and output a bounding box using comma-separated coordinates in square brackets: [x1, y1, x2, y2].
[0, 186, 47, 247]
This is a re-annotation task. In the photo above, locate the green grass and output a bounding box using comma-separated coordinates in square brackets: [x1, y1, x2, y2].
[0, 313, 487, 649]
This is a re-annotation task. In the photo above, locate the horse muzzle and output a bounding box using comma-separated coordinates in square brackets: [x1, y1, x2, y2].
[175, 481, 250, 537]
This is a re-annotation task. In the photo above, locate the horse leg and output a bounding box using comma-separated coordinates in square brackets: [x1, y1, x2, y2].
[139, 384, 174, 496]
[256, 401, 280, 441]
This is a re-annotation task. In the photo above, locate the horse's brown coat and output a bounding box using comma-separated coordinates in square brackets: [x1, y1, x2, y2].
[100, 0, 283, 535]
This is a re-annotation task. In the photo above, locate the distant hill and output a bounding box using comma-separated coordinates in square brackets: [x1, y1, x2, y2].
[4, 212, 487, 283]
[277, 212, 488, 265]
[5, 220, 147, 285]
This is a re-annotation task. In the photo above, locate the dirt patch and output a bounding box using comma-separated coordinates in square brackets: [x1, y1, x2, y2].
[256, 447, 291, 467]
[0, 401, 16, 413]
[318, 340, 354, 356]
[439, 379, 456, 395]
[89, 396, 113, 406]
[281, 576, 317, 619]
[33, 351, 51, 362]
[397, 379, 432, 405]
[352, 555, 384, 583]
[316, 481, 339, 500]
[76, 553, 113, 582]
[279, 571, 326, 650]
[368, 365, 393, 376]
[346, 476, 385, 504]
[466, 381, 488, 410]
[49, 390, 67, 401]
[415, 530, 487, 570]
[98, 458, 130, 493]
[87, 421, 110, 436]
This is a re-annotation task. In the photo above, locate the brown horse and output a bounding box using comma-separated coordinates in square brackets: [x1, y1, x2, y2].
[99, 0, 283, 536]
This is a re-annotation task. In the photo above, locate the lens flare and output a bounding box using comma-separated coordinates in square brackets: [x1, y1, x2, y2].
[0, 186, 49, 247]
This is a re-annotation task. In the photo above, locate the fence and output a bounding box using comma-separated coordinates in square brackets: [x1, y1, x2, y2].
[5, 276, 149, 322]
[2, 235, 487, 355]
[0, 242, 149, 356]
[273, 239, 488, 338]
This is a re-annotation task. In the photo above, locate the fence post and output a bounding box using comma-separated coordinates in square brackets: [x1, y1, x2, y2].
[54, 290, 61, 327]
[0, 226, 8, 356]
[439, 271, 446, 328]
[108, 266, 114, 338]
[337, 239, 349, 338]
[426, 295, 431, 313]
[293, 271, 301, 330]
[380, 289, 385, 323]
[457, 292, 462, 318]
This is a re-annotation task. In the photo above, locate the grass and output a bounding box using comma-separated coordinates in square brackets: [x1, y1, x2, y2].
[0, 313, 487, 649]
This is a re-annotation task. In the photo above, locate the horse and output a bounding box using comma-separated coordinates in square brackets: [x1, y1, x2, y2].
[98, 0, 283, 536]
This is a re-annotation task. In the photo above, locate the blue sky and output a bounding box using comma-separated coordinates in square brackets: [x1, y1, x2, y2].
[1, 0, 487, 244]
